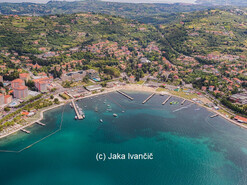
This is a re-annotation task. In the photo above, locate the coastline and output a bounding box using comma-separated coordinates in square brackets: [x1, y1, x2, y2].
[0, 103, 65, 139]
[0, 84, 246, 140]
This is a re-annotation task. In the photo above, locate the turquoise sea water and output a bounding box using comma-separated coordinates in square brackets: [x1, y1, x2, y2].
[1, 91, 247, 185]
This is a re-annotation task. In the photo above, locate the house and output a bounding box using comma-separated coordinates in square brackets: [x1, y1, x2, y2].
[201, 86, 207, 91]
[0, 75, 3, 83]
[234, 116, 247, 123]
[129, 75, 135, 83]
[209, 86, 215, 92]
[4, 95, 12, 104]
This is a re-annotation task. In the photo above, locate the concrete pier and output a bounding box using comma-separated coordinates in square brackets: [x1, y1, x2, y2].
[116, 90, 134, 100]
[181, 99, 186, 105]
[36, 121, 45, 126]
[142, 93, 155, 104]
[72, 100, 84, 120]
[210, 114, 219, 118]
[162, 95, 171, 105]
[21, 129, 31, 134]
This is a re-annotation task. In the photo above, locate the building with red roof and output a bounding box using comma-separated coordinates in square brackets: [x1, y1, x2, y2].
[4, 95, 12, 104]
[13, 86, 28, 99]
[11, 79, 25, 88]
[33, 77, 50, 92]
[19, 73, 30, 82]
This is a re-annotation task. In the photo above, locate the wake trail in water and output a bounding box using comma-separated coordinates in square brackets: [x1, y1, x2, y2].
[173, 103, 193, 113]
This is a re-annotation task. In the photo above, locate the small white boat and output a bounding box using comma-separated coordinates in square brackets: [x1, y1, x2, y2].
[113, 113, 118, 117]
[100, 119, 103, 123]
[75, 116, 78, 120]
[122, 110, 125, 113]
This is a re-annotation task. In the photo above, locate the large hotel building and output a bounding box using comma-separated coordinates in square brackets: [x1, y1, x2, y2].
[11, 79, 29, 99]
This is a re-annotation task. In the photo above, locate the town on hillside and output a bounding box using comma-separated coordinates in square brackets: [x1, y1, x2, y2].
[0, 9, 247, 134]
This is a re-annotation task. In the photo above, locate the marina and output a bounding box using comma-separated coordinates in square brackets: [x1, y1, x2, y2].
[162, 95, 172, 105]
[142, 93, 155, 104]
[116, 90, 134, 100]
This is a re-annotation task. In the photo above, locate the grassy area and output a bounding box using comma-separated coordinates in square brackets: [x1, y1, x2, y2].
[156, 87, 166, 92]
[135, 80, 144, 85]
[59, 93, 70, 100]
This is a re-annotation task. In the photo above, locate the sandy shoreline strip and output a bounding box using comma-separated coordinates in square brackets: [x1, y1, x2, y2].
[0, 84, 246, 140]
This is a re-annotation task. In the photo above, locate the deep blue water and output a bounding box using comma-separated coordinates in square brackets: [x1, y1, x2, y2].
[1, 91, 247, 185]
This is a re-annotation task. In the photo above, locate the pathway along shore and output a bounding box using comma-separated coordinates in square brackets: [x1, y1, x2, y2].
[0, 84, 247, 140]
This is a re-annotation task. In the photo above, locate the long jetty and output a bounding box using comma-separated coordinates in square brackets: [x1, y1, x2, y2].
[181, 99, 186, 105]
[142, 93, 155, 104]
[36, 121, 46, 126]
[210, 114, 219, 118]
[162, 95, 172, 105]
[21, 129, 31, 134]
[71, 100, 84, 120]
[116, 90, 134, 100]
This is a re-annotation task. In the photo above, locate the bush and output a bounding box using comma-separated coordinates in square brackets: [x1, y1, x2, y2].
[4, 107, 10, 112]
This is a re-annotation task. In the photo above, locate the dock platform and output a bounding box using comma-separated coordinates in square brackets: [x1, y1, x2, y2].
[210, 114, 219, 118]
[142, 93, 155, 104]
[36, 121, 46, 126]
[116, 90, 134, 100]
[181, 99, 186, 105]
[72, 100, 84, 120]
[21, 129, 31, 134]
[162, 96, 172, 105]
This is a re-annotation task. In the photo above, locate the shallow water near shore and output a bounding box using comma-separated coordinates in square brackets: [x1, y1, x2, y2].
[1, 91, 247, 185]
